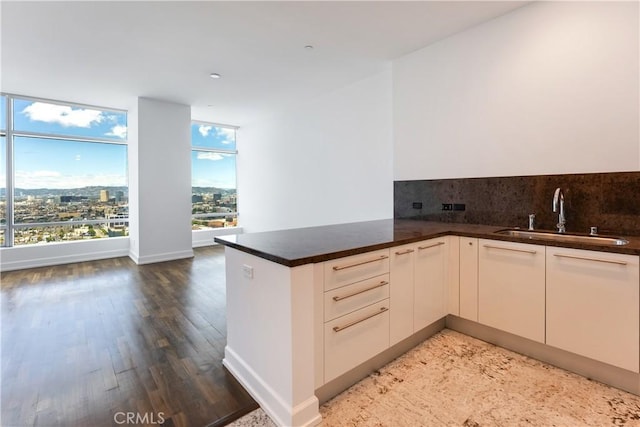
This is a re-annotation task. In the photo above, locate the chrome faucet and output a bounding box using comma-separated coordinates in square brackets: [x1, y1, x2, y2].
[552, 188, 566, 233]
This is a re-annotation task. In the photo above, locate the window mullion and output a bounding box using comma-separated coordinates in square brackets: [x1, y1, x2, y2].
[6, 96, 14, 247]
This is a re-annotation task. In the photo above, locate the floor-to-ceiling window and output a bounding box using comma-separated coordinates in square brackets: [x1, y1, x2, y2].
[191, 121, 238, 229]
[0, 94, 128, 247]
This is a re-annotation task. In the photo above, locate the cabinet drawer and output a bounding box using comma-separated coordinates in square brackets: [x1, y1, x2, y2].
[324, 249, 390, 291]
[324, 300, 390, 382]
[324, 274, 389, 322]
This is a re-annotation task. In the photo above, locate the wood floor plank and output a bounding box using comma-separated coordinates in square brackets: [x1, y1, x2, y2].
[1, 247, 258, 427]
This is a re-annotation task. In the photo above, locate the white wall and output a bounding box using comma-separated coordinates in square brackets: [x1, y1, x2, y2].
[129, 97, 193, 264]
[238, 69, 393, 233]
[393, 1, 640, 181]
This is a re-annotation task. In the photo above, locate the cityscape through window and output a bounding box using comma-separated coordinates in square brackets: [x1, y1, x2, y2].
[191, 122, 238, 229]
[0, 94, 128, 246]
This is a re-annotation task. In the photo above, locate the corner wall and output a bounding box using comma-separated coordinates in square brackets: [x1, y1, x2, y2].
[238, 69, 393, 233]
[393, 1, 640, 180]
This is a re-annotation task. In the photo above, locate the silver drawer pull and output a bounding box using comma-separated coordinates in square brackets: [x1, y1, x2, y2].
[332, 281, 388, 302]
[483, 244, 537, 254]
[395, 249, 415, 255]
[332, 307, 389, 333]
[332, 255, 388, 271]
[418, 242, 445, 250]
[553, 253, 627, 265]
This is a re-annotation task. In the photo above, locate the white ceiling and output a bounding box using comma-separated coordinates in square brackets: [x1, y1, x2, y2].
[1, 1, 529, 126]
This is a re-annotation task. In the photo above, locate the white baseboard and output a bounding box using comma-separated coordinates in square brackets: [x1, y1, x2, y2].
[130, 249, 194, 265]
[223, 346, 322, 427]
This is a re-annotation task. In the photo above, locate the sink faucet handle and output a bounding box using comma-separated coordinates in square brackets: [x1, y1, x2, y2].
[528, 214, 535, 231]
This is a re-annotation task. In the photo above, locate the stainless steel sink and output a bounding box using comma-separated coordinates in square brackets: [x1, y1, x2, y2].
[494, 228, 629, 246]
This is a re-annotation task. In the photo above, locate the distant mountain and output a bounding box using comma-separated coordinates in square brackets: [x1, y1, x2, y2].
[10, 186, 128, 199]
[0, 185, 235, 198]
[191, 187, 236, 195]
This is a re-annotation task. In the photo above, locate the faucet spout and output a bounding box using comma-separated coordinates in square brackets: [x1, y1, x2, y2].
[552, 188, 566, 233]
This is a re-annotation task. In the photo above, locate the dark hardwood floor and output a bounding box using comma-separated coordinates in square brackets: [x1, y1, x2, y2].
[1, 246, 258, 427]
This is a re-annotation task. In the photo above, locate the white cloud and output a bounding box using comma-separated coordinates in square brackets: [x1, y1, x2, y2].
[215, 127, 235, 145]
[22, 102, 104, 128]
[196, 152, 224, 161]
[15, 170, 126, 189]
[106, 125, 127, 139]
[199, 125, 212, 137]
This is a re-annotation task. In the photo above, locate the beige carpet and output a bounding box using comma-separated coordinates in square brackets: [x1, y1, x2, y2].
[228, 329, 640, 426]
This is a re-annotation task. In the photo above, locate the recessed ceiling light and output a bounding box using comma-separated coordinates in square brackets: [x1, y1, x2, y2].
[304, 45, 314, 50]
[210, 73, 221, 79]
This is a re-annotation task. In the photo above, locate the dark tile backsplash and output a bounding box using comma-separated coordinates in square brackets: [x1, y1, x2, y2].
[394, 172, 640, 236]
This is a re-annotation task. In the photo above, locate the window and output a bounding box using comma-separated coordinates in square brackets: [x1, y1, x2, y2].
[191, 122, 237, 229]
[0, 94, 128, 247]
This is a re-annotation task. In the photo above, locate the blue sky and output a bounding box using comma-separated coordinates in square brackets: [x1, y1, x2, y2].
[10, 99, 127, 189]
[2, 98, 237, 191]
[191, 123, 237, 189]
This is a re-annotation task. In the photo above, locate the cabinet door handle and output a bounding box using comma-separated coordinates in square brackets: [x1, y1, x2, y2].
[332, 255, 388, 271]
[553, 253, 627, 266]
[395, 249, 415, 255]
[332, 281, 388, 302]
[332, 307, 389, 333]
[483, 244, 537, 254]
[418, 242, 445, 250]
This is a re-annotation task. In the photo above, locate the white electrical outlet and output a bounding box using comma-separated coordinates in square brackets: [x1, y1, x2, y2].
[242, 264, 254, 279]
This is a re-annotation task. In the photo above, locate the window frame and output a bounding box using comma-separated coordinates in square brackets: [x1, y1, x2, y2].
[0, 93, 129, 247]
[191, 120, 239, 228]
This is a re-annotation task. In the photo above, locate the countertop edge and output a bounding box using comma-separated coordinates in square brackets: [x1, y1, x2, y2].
[215, 221, 640, 267]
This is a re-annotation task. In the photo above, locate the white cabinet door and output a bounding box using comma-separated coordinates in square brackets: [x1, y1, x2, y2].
[546, 247, 639, 372]
[447, 236, 460, 316]
[389, 243, 415, 346]
[478, 239, 545, 343]
[414, 238, 447, 331]
[459, 237, 478, 322]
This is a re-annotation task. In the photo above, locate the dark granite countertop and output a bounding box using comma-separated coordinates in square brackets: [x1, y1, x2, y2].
[214, 219, 640, 267]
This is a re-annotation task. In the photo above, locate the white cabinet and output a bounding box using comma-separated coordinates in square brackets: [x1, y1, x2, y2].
[478, 239, 546, 343]
[447, 236, 460, 316]
[546, 247, 639, 373]
[389, 238, 448, 345]
[324, 248, 390, 291]
[389, 243, 415, 345]
[323, 249, 390, 382]
[459, 237, 478, 322]
[324, 300, 390, 382]
[324, 274, 390, 321]
[414, 238, 448, 331]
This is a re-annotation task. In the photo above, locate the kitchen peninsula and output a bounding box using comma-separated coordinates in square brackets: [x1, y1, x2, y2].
[215, 219, 640, 427]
